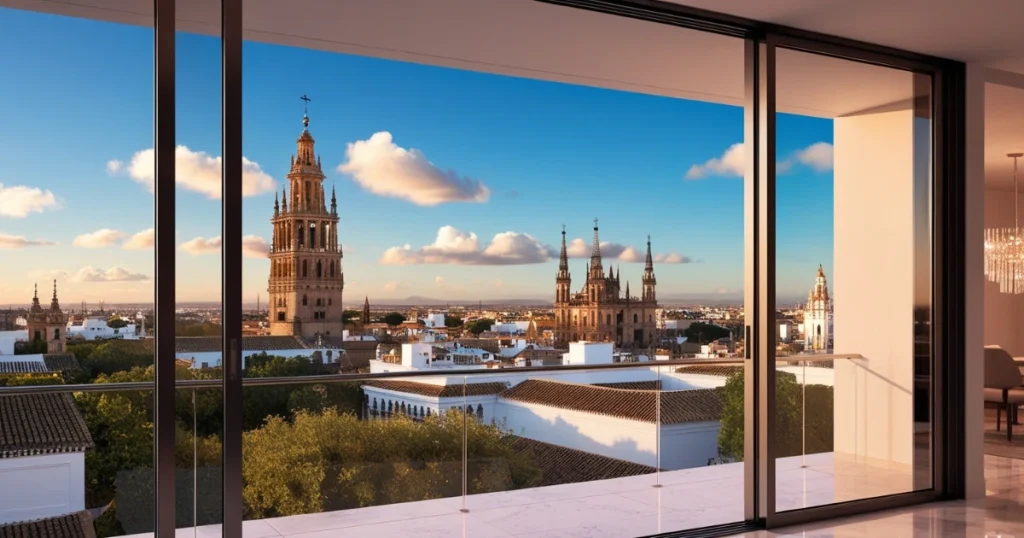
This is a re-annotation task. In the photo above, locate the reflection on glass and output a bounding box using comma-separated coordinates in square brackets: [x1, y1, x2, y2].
[0, 5, 155, 537]
[773, 47, 933, 512]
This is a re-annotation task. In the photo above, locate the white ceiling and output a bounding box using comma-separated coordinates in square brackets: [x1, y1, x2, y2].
[5, 0, 1024, 185]
[669, 0, 1024, 75]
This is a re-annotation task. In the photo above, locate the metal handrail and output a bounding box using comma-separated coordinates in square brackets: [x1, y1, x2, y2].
[0, 353, 863, 396]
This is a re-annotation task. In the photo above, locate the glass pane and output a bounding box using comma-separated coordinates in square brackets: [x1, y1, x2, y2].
[174, 5, 224, 531]
[0, 4, 155, 536]
[773, 47, 933, 511]
[232, 3, 751, 535]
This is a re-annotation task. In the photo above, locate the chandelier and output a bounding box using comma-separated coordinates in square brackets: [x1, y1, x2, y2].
[985, 153, 1024, 294]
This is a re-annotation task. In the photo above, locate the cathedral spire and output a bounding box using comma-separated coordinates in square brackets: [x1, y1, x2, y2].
[50, 279, 61, 312]
[274, 191, 280, 216]
[281, 187, 288, 212]
[591, 218, 602, 261]
[330, 183, 337, 215]
[644, 234, 654, 272]
[558, 225, 569, 272]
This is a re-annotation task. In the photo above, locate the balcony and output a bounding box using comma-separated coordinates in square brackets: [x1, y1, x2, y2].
[121, 451, 913, 537]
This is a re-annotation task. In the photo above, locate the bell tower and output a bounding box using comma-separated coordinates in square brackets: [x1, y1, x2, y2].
[268, 98, 344, 337]
[26, 281, 68, 353]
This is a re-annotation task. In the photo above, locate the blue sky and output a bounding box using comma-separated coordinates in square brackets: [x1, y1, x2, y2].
[0, 8, 834, 306]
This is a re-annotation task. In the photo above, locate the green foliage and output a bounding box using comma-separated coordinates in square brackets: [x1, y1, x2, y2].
[0, 373, 64, 386]
[71, 340, 154, 380]
[342, 309, 361, 323]
[107, 317, 129, 329]
[444, 316, 464, 328]
[684, 322, 731, 344]
[175, 320, 222, 337]
[382, 312, 407, 327]
[242, 410, 541, 519]
[14, 339, 47, 354]
[717, 371, 834, 461]
[466, 318, 495, 335]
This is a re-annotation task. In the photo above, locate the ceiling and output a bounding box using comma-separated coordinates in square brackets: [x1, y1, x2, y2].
[4, 0, 1023, 185]
[985, 83, 1024, 191]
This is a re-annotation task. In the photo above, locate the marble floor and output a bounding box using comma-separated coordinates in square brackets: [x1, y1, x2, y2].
[728, 455, 1024, 538]
[129, 450, 977, 537]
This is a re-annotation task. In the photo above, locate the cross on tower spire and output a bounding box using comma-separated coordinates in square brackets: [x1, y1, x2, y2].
[300, 94, 311, 127]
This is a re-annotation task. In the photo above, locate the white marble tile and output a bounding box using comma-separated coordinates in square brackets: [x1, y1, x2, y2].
[262, 496, 462, 536]
[280, 512, 514, 538]
[468, 493, 659, 536]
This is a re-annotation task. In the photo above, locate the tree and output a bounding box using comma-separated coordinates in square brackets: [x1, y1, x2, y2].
[382, 312, 407, 327]
[717, 371, 833, 461]
[241, 409, 541, 519]
[107, 317, 129, 329]
[342, 309, 361, 324]
[444, 316, 464, 328]
[684, 322, 731, 344]
[466, 318, 495, 335]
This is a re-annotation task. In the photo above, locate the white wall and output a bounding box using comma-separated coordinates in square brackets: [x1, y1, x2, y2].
[0, 453, 85, 525]
[833, 104, 917, 467]
[0, 330, 27, 355]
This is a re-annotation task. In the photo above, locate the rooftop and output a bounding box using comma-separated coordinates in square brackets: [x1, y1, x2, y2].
[364, 380, 508, 398]
[174, 335, 310, 353]
[0, 511, 96, 538]
[499, 379, 722, 424]
[0, 393, 94, 458]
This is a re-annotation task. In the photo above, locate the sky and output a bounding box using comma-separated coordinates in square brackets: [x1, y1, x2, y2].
[0, 8, 836, 307]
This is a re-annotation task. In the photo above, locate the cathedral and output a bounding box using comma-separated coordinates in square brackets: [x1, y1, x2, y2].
[553, 221, 659, 347]
[267, 109, 344, 337]
[26, 280, 67, 353]
[803, 265, 832, 351]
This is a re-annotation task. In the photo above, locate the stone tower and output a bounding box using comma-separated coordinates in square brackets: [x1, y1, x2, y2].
[26, 281, 68, 353]
[361, 296, 371, 325]
[803, 264, 832, 351]
[642, 235, 656, 303]
[268, 110, 344, 337]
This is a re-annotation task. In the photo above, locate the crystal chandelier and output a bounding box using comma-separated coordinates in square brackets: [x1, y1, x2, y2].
[985, 153, 1024, 294]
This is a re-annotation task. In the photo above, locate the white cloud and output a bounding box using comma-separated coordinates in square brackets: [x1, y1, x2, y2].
[72, 266, 149, 283]
[655, 252, 692, 264]
[0, 233, 56, 249]
[106, 159, 123, 175]
[180, 236, 222, 255]
[176, 234, 268, 258]
[435, 276, 446, 288]
[566, 237, 691, 264]
[790, 142, 834, 172]
[384, 281, 403, 292]
[688, 141, 832, 180]
[338, 132, 489, 206]
[685, 143, 744, 180]
[380, 225, 550, 265]
[242, 235, 269, 259]
[73, 228, 125, 248]
[0, 183, 58, 218]
[123, 228, 155, 250]
[120, 145, 276, 199]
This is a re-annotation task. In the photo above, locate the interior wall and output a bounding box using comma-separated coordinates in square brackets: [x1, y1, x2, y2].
[833, 106, 916, 466]
[983, 188, 1024, 354]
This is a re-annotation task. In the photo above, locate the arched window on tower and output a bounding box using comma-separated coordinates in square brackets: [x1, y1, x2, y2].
[606, 314, 611, 326]
[320, 222, 327, 248]
[330, 261, 335, 278]
[309, 222, 316, 249]
[302, 260, 308, 277]
[633, 313, 638, 323]
[305, 181, 311, 207]
[316, 260, 322, 278]
[302, 295, 308, 306]
[298, 225, 305, 247]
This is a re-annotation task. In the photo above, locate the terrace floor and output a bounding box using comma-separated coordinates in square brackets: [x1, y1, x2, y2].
[123, 450, 994, 537]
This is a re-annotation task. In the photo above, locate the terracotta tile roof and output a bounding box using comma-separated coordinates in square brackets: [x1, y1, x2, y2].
[42, 354, 81, 372]
[594, 381, 662, 391]
[0, 361, 49, 375]
[499, 379, 721, 424]
[675, 364, 743, 377]
[504, 436, 656, 486]
[0, 511, 96, 538]
[0, 393, 94, 458]
[363, 380, 508, 398]
[175, 335, 310, 353]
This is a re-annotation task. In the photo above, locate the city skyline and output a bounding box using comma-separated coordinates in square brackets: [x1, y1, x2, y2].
[0, 9, 835, 305]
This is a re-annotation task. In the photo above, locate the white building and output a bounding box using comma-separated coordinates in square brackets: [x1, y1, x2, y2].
[174, 335, 346, 369]
[67, 315, 139, 340]
[0, 390, 93, 525]
[803, 265, 833, 351]
[421, 313, 446, 328]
